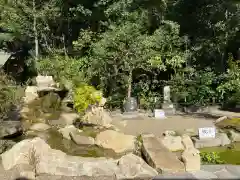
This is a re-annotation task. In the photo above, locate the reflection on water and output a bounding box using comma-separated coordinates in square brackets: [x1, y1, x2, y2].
[14, 128, 119, 159]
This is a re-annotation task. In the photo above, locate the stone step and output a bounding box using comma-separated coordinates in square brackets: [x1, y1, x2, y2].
[142, 135, 185, 173]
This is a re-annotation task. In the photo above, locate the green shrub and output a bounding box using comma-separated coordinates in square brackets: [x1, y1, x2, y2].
[217, 55, 240, 109]
[0, 71, 24, 120]
[170, 67, 218, 107]
[73, 84, 102, 113]
[36, 55, 88, 88]
[200, 152, 224, 164]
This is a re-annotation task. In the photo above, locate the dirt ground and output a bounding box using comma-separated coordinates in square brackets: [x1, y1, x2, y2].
[111, 107, 240, 137]
[111, 114, 216, 137]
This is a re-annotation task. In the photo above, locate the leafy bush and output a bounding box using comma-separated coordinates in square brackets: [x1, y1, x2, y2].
[0, 71, 24, 120]
[36, 55, 88, 88]
[73, 84, 102, 113]
[170, 67, 218, 107]
[217, 56, 240, 109]
[200, 152, 224, 164]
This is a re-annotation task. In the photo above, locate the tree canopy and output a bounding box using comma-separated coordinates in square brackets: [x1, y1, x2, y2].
[0, 0, 240, 110]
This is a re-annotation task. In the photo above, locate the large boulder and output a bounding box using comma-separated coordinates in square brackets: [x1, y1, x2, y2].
[142, 134, 185, 173]
[95, 130, 136, 154]
[82, 107, 112, 128]
[29, 123, 51, 131]
[24, 86, 38, 104]
[160, 135, 184, 152]
[58, 113, 79, 126]
[229, 130, 240, 142]
[36, 75, 56, 88]
[48, 113, 79, 128]
[181, 134, 194, 149]
[181, 147, 201, 172]
[70, 132, 95, 145]
[116, 153, 158, 179]
[1, 137, 157, 179]
[58, 125, 81, 140]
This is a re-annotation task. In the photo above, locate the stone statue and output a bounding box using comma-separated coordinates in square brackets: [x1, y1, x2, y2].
[163, 86, 171, 103]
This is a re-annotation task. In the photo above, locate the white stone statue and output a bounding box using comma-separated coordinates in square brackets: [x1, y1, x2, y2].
[163, 86, 171, 103]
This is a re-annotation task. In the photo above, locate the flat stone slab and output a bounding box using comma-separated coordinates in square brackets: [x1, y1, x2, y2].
[121, 112, 144, 119]
[192, 133, 231, 148]
[142, 135, 185, 173]
[202, 165, 240, 178]
[153, 172, 197, 179]
[154, 165, 240, 179]
[153, 165, 240, 180]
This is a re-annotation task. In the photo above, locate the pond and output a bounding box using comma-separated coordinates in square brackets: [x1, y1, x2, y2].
[13, 128, 120, 159]
[200, 143, 240, 165]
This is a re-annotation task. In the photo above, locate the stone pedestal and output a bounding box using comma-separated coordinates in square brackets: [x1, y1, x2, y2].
[122, 111, 141, 119]
[162, 103, 176, 115]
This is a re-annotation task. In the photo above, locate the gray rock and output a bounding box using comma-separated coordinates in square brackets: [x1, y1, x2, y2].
[0, 121, 23, 138]
[58, 125, 81, 140]
[153, 172, 197, 179]
[36, 175, 117, 180]
[141, 134, 185, 173]
[201, 165, 226, 172]
[1, 137, 158, 179]
[36, 75, 56, 88]
[190, 170, 218, 179]
[25, 130, 51, 141]
[82, 107, 113, 128]
[181, 147, 201, 172]
[24, 86, 38, 104]
[225, 165, 240, 176]
[0, 163, 35, 180]
[214, 168, 239, 179]
[69, 132, 95, 145]
[116, 153, 158, 179]
[160, 136, 184, 151]
[48, 113, 79, 128]
[192, 133, 231, 148]
[215, 116, 228, 123]
[29, 123, 51, 131]
[95, 130, 135, 154]
[58, 113, 79, 126]
[219, 133, 231, 146]
[228, 130, 240, 142]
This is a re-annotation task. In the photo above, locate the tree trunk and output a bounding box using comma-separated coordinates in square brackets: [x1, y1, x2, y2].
[127, 70, 132, 98]
[33, 0, 39, 60]
[62, 35, 68, 57]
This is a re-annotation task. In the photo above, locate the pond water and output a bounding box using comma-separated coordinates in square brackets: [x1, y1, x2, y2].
[200, 143, 240, 165]
[14, 128, 119, 159]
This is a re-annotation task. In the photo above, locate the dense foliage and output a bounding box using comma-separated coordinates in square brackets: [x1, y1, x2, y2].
[0, 0, 240, 110]
[0, 71, 24, 120]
